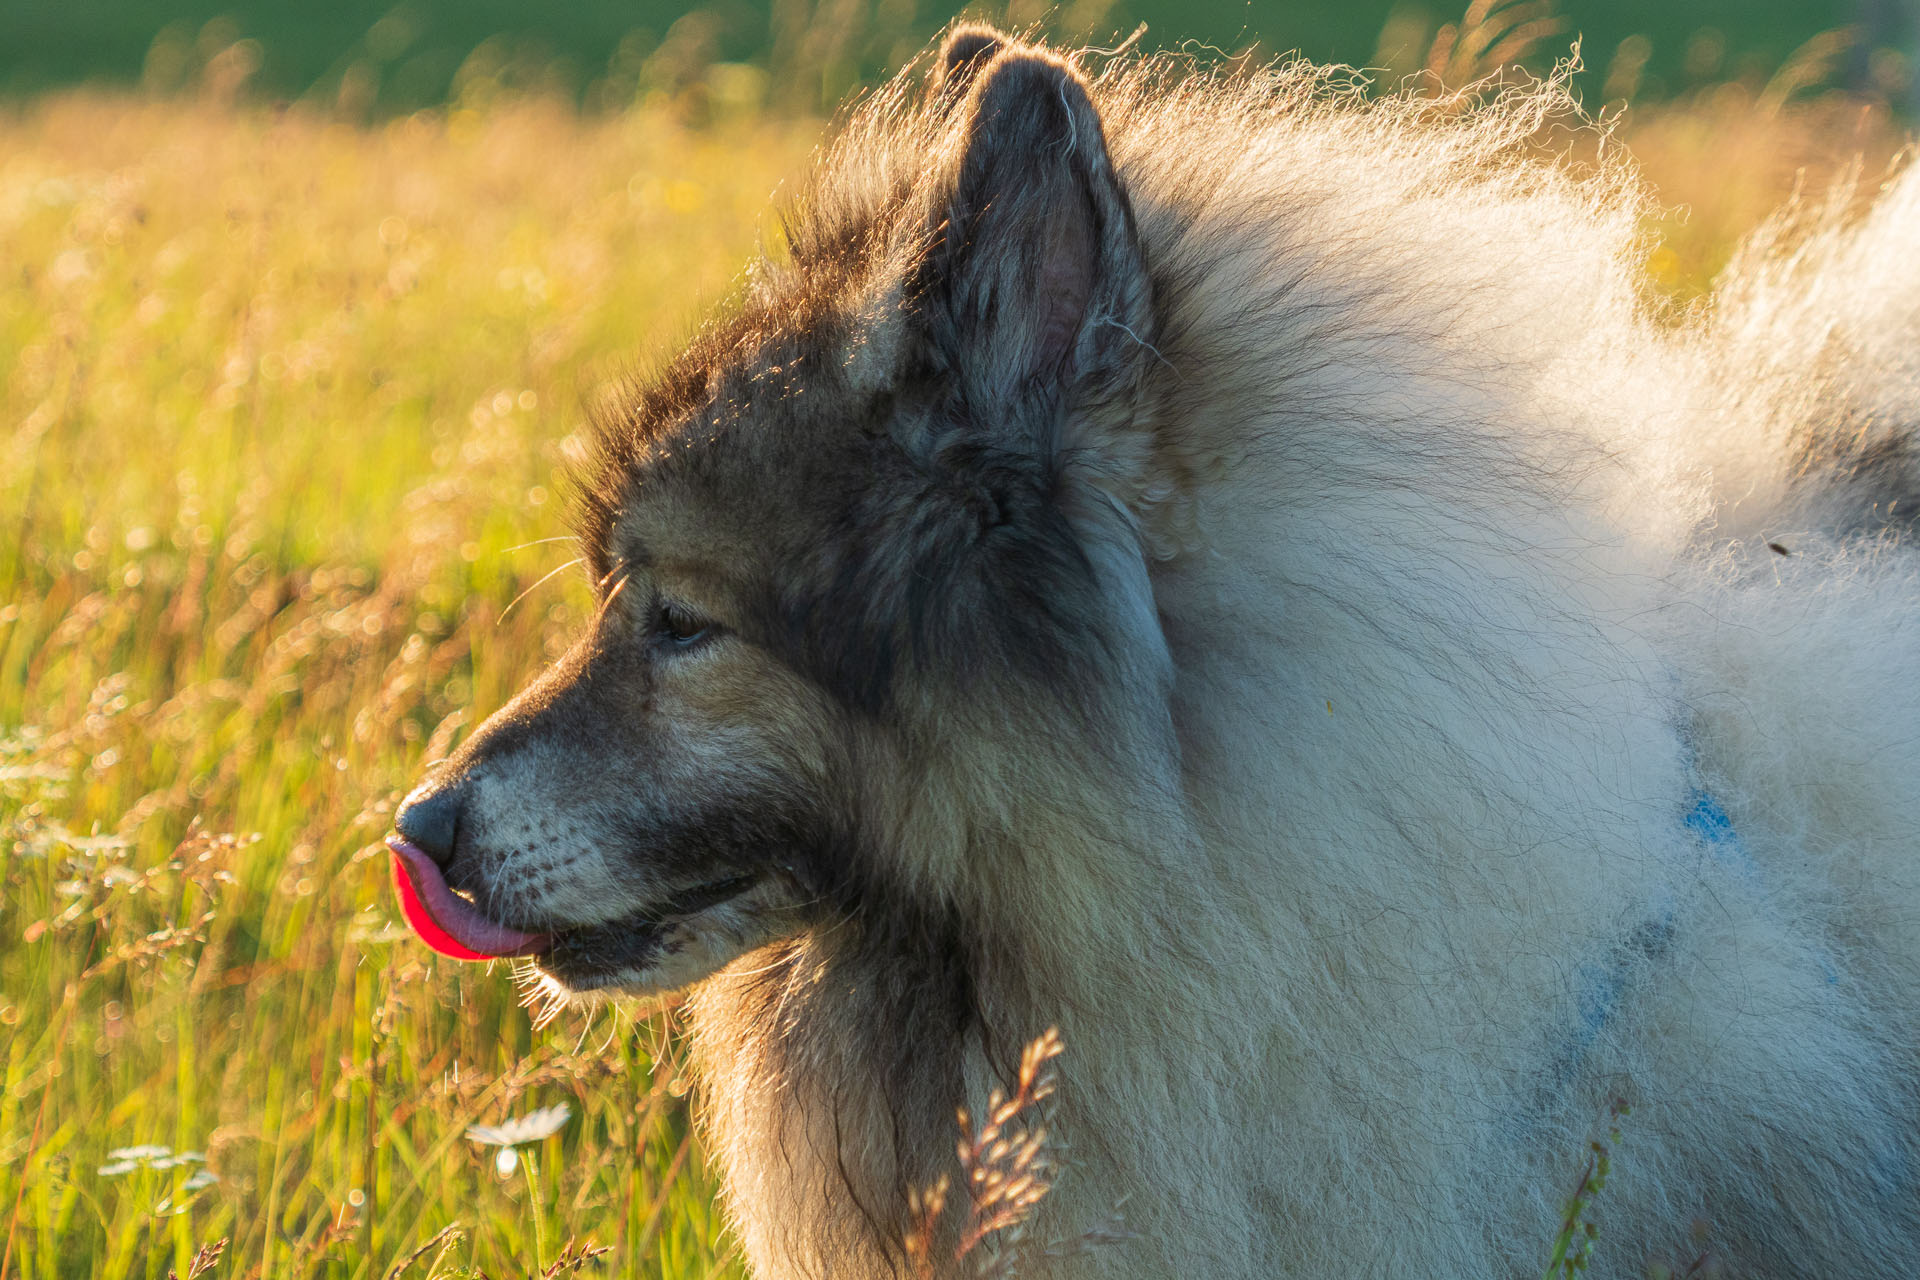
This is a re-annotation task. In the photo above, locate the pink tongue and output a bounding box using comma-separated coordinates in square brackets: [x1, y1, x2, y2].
[388, 837, 549, 961]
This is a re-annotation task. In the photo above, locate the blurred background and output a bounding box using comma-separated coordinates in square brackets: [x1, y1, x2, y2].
[3, 0, 1917, 118]
[3, 3, 1918, 1279]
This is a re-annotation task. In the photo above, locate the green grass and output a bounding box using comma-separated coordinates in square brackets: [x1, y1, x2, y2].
[0, 91, 813, 1279]
[0, 64, 1905, 1279]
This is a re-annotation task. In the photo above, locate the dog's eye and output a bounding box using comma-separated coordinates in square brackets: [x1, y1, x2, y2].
[654, 603, 713, 649]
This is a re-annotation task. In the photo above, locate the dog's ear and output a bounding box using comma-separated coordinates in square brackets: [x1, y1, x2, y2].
[910, 49, 1154, 459]
[928, 23, 1008, 111]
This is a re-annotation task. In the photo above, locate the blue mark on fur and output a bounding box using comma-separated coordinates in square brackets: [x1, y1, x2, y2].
[1684, 787, 1762, 886]
[1682, 787, 1739, 852]
[1571, 914, 1676, 1047]
[1526, 907, 1677, 1127]
[1684, 786, 1840, 985]
[1526, 779, 1842, 1131]
[1563, 788, 1744, 1054]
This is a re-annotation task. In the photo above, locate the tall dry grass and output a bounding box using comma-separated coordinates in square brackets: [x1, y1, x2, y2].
[0, 92, 812, 1279]
[0, 33, 1908, 1280]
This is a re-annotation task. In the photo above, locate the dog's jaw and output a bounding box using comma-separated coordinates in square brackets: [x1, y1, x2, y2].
[529, 876, 808, 996]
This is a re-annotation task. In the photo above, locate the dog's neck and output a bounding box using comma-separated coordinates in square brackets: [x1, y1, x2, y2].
[685, 748, 1236, 1279]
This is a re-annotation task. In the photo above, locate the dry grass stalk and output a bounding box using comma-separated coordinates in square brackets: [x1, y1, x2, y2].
[165, 1237, 228, 1280]
[533, 1238, 614, 1277]
[384, 1223, 465, 1279]
[907, 1028, 1066, 1278]
[1425, 0, 1568, 93]
[1756, 27, 1858, 116]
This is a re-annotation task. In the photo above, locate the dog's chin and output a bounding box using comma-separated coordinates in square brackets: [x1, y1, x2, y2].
[530, 876, 798, 996]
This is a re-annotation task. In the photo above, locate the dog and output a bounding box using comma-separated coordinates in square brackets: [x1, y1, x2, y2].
[387, 25, 1920, 1279]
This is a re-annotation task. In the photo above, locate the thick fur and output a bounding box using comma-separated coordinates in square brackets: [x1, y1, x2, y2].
[397, 28, 1920, 1280]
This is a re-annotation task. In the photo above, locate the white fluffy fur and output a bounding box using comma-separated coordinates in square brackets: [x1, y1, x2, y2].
[671, 53, 1920, 1280]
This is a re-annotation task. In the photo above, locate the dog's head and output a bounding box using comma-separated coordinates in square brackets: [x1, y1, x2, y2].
[389, 28, 1176, 997]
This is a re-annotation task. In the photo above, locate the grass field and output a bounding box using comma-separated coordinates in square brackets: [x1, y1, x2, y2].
[0, 90, 813, 1280]
[0, 53, 1909, 1280]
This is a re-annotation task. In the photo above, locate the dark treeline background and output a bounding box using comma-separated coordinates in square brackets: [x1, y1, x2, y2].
[2, 0, 1913, 116]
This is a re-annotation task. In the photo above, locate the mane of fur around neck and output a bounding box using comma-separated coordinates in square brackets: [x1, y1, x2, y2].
[674, 41, 1920, 1280]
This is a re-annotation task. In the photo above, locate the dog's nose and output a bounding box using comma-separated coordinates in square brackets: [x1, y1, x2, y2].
[394, 783, 464, 866]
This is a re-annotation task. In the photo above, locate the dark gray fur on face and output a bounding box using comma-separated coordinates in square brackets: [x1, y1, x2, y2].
[580, 40, 1164, 721]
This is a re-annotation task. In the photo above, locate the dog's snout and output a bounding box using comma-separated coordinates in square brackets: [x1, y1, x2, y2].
[395, 782, 465, 866]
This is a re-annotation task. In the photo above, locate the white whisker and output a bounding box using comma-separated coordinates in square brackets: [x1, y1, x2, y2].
[499, 556, 585, 625]
[500, 535, 582, 554]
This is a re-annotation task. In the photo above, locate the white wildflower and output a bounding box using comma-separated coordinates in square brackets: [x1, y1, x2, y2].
[105, 1145, 172, 1161]
[466, 1102, 570, 1176]
[97, 1145, 206, 1177]
[154, 1167, 220, 1216]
